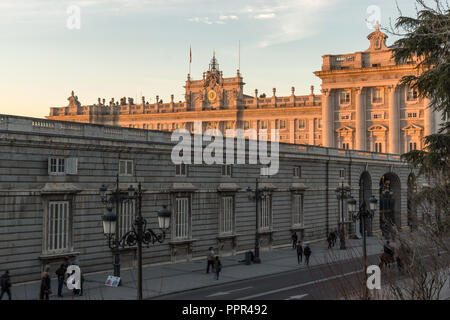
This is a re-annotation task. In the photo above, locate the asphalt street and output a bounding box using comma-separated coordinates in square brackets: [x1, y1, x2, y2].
[154, 254, 380, 300]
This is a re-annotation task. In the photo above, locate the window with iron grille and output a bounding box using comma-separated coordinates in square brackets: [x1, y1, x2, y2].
[175, 197, 190, 239]
[292, 194, 304, 227]
[220, 196, 234, 235]
[259, 195, 272, 231]
[45, 201, 71, 253]
[119, 200, 135, 239]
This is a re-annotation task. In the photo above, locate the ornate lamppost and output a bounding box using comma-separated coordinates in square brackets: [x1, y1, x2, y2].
[347, 194, 377, 299]
[335, 180, 352, 250]
[100, 178, 171, 300]
[246, 178, 269, 263]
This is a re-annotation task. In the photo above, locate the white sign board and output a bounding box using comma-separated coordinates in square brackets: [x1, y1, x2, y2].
[105, 275, 121, 287]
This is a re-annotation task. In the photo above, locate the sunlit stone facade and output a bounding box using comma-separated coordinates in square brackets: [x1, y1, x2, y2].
[47, 26, 440, 154]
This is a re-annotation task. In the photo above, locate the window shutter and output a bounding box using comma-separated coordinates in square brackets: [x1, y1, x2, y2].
[66, 158, 78, 175]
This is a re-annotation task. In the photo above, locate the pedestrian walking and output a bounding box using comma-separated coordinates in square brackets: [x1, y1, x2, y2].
[334, 229, 340, 246]
[327, 232, 333, 249]
[39, 265, 51, 300]
[206, 247, 215, 274]
[55, 264, 66, 297]
[213, 256, 222, 280]
[0, 270, 12, 300]
[304, 243, 312, 266]
[291, 232, 298, 249]
[296, 241, 303, 264]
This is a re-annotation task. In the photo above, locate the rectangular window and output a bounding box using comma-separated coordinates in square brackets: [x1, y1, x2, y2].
[279, 120, 286, 129]
[406, 87, 418, 101]
[293, 166, 301, 178]
[298, 119, 306, 129]
[260, 120, 268, 129]
[409, 142, 417, 151]
[372, 88, 383, 103]
[318, 119, 322, 129]
[292, 194, 304, 227]
[46, 201, 70, 253]
[175, 197, 190, 239]
[339, 113, 351, 120]
[342, 142, 350, 150]
[339, 168, 345, 179]
[48, 157, 77, 175]
[220, 196, 234, 235]
[339, 90, 351, 105]
[372, 113, 384, 120]
[176, 163, 188, 176]
[244, 121, 250, 130]
[119, 160, 133, 176]
[407, 112, 418, 118]
[259, 195, 272, 231]
[119, 200, 135, 239]
[374, 142, 383, 153]
[221, 164, 232, 177]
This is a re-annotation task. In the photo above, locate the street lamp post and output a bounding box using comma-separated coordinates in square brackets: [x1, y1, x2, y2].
[100, 179, 171, 300]
[348, 194, 377, 299]
[247, 178, 269, 263]
[335, 180, 351, 250]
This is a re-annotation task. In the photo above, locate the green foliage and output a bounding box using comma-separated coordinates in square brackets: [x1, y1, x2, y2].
[392, 0, 450, 229]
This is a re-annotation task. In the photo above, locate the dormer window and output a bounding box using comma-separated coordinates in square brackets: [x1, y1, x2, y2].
[339, 90, 351, 105]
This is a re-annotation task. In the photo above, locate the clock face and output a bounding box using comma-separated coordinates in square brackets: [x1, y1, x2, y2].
[208, 90, 217, 102]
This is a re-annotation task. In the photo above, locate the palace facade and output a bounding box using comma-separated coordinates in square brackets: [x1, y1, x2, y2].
[47, 25, 440, 154]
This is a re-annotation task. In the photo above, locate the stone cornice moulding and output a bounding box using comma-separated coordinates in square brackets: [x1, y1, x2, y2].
[40, 183, 81, 195]
[170, 182, 197, 192]
[217, 183, 241, 192]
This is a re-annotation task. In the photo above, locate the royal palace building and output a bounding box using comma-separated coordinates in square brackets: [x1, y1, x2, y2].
[47, 25, 441, 154]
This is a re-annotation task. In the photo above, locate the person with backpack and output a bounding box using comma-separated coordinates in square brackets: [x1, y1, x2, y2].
[0, 270, 12, 300]
[213, 256, 222, 280]
[40, 265, 51, 300]
[304, 243, 312, 266]
[296, 241, 303, 264]
[206, 247, 215, 274]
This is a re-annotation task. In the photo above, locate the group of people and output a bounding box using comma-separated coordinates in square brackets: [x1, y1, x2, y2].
[40, 256, 83, 300]
[326, 229, 340, 249]
[291, 232, 312, 266]
[1, 256, 84, 300]
[206, 247, 222, 280]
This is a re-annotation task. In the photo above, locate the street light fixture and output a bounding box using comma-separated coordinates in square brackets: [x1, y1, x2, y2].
[347, 193, 378, 299]
[247, 178, 269, 264]
[335, 181, 352, 250]
[99, 177, 171, 300]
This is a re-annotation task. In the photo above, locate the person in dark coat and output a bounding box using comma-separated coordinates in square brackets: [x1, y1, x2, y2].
[213, 256, 222, 280]
[304, 243, 312, 266]
[327, 233, 333, 249]
[206, 247, 215, 274]
[296, 241, 303, 264]
[291, 232, 298, 249]
[331, 229, 337, 247]
[40, 266, 51, 300]
[55, 264, 66, 297]
[0, 270, 12, 300]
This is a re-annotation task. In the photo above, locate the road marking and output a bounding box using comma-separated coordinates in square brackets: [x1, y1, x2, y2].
[237, 269, 364, 300]
[207, 286, 253, 297]
[285, 294, 309, 300]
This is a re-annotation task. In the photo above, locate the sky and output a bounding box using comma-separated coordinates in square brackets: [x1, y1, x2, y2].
[0, 0, 419, 118]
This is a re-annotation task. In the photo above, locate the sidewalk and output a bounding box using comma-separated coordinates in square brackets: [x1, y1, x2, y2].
[8, 236, 384, 300]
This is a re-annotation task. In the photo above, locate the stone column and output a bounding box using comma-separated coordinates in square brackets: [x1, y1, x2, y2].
[387, 86, 399, 154]
[423, 97, 435, 137]
[289, 119, 295, 143]
[309, 119, 315, 145]
[321, 89, 334, 147]
[355, 87, 366, 151]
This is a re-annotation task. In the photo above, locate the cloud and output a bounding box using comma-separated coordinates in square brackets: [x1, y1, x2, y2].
[242, 0, 343, 47]
[188, 17, 213, 25]
[219, 15, 238, 20]
[253, 13, 276, 20]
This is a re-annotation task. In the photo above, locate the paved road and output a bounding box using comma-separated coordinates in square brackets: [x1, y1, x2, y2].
[154, 254, 380, 300]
